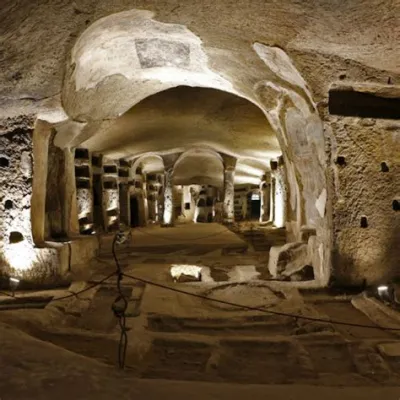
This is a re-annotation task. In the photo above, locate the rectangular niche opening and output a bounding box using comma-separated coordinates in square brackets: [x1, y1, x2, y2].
[135, 181, 142, 189]
[329, 87, 400, 119]
[107, 208, 118, 217]
[147, 174, 157, 181]
[92, 154, 103, 167]
[119, 159, 130, 168]
[185, 202, 191, 210]
[75, 165, 90, 178]
[75, 148, 89, 160]
[103, 165, 118, 174]
[76, 180, 90, 189]
[118, 169, 129, 177]
[103, 180, 117, 190]
[79, 216, 91, 225]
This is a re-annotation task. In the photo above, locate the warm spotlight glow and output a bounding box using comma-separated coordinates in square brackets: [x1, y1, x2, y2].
[193, 206, 199, 223]
[251, 193, 260, 200]
[377, 285, 389, 295]
[9, 277, 20, 293]
[163, 208, 173, 225]
[4, 240, 36, 272]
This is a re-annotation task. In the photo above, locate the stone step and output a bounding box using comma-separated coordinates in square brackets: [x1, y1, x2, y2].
[139, 333, 400, 384]
[146, 313, 296, 336]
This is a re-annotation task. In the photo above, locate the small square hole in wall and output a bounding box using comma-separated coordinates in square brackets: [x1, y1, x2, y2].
[119, 159, 130, 168]
[393, 200, 400, 211]
[360, 216, 368, 228]
[103, 180, 117, 190]
[5, 200, 13, 209]
[0, 156, 9, 167]
[76, 179, 90, 189]
[92, 154, 102, 167]
[381, 162, 389, 172]
[185, 202, 190, 210]
[118, 169, 129, 177]
[75, 148, 89, 160]
[75, 165, 90, 178]
[270, 160, 278, 170]
[103, 165, 118, 174]
[336, 156, 346, 166]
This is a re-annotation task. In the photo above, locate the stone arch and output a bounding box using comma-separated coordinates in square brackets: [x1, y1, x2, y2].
[130, 154, 165, 225]
[131, 153, 165, 177]
[173, 148, 224, 188]
[58, 9, 329, 285]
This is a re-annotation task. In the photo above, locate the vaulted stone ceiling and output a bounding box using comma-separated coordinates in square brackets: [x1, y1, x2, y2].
[81, 86, 280, 175]
[1, 0, 398, 122]
[87, 86, 280, 186]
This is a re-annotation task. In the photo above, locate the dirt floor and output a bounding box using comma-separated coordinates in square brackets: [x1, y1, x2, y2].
[1, 223, 400, 399]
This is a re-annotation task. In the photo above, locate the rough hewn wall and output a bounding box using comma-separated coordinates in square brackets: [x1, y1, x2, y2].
[0, 117, 58, 282]
[327, 117, 400, 285]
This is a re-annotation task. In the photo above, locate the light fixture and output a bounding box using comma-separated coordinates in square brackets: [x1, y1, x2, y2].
[377, 284, 393, 303]
[9, 277, 20, 296]
[377, 285, 389, 294]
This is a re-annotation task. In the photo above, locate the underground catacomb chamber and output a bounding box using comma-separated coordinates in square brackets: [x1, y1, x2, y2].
[0, 5, 398, 301]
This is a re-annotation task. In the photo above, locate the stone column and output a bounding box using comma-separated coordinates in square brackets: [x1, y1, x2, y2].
[31, 120, 53, 244]
[223, 166, 235, 223]
[63, 148, 79, 237]
[162, 168, 174, 226]
[260, 175, 271, 222]
[272, 157, 287, 228]
[119, 183, 130, 227]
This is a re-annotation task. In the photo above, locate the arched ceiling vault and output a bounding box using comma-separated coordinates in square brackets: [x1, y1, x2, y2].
[173, 148, 224, 188]
[56, 9, 316, 152]
[80, 86, 281, 186]
[56, 9, 330, 260]
[55, 9, 324, 189]
[81, 86, 280, 161]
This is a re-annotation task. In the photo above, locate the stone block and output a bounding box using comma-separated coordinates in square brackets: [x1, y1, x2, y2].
[377, 342, 400, 357]
[268, 242, 309, 278]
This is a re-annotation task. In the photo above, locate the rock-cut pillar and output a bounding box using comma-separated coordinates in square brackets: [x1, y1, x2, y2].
[162, 168, 174, 226]
[223, 166, 235, 223]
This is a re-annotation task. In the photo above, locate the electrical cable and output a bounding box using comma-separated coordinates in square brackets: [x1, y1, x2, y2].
[0, 272, 117, 303]
[111, 232, 129, 369]
[0, 290, 15, 298]
[52, 271, 117, 302]
[122, 271, 400, 332]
